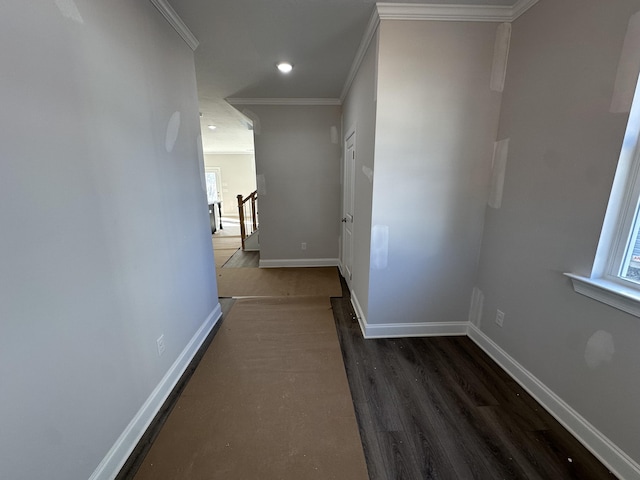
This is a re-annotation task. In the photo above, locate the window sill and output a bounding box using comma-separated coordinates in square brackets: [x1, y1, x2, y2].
[564, 273, 640, 318]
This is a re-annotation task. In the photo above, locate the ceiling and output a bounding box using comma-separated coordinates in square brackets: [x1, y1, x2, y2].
[167, 0, 519, 154]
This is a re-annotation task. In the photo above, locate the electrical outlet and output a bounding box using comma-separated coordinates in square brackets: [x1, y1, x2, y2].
[301, 242, 307, 250]
[157, 334, 166, 357]
[495, 309, 505, 327]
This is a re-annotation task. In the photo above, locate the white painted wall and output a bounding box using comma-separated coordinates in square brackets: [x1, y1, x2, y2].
[476, 0, 640, 463]
[247, 105, 342, 264]
[341, 30, 379, 321]
[0, 1, 218, 479]
[367, 20, 502, 326]
[204, 154, 257, 215]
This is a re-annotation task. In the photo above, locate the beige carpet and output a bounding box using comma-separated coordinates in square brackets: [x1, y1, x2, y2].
[133, 297, 369, 480]
[217, 267, 342, 298]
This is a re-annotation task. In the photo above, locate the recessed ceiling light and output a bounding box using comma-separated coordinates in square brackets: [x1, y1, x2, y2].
[207, 125, 217, 130]
[277, 62, 293, 73]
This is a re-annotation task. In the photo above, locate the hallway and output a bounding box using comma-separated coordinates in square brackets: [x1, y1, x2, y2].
[117, 249, 365, 479]
[118, 269, 615, 479]
[129, 294, 367, 479]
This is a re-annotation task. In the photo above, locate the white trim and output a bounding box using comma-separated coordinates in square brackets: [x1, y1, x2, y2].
[89, 304, 222, 480]
[258, 258, 340, 268]
[350, 291, 369, 337]
[149, 0, 199, 51]
[376, 1, 538, 22]
[510, 0, 540, 21]
[204, 151, 254, 156]
[363, 321, 468, 339]
[340, 1, 539, 101]
[351, 289, 467, 338]
[226, 98, 341, 106]
[341, 125, 357, 285]
[564, 273, 640, 318]
[377, 3, 512, 22]
[467, 323, 640, 480]
[340, 9, 381, 101]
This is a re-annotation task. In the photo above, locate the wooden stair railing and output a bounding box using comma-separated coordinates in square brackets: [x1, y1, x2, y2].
[237, 190, 258, 250]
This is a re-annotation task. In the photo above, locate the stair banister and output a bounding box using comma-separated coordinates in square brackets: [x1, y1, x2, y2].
[237, 190, 258, 251]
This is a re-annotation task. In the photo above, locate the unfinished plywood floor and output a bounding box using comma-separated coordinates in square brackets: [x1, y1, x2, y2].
[120, 273, 616, 480]
[132, 297, 368, 480]
[216, 267, 342, 298]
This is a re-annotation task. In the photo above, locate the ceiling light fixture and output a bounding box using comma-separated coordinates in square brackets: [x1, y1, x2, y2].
[277, 62, 293, 73]
[207, 125, 217, 130]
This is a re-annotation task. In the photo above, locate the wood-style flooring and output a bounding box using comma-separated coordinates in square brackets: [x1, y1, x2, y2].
[223, 249, 259, 268]
[211, 230, 260, 268]
[331, 279, 616, 480]
[118, 266, 616, 479]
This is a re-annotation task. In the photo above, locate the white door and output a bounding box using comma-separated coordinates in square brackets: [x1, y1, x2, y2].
[342, 131, 355, 284]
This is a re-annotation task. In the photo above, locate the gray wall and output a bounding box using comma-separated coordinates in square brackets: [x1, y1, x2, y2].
[0, 1, 218, 478]
[247, 105, 342, 263]
[476, 0, 640, 462]
[367, 20, 502, 325]
[204, 153, 257, 215]
[341, 30, 379, 319]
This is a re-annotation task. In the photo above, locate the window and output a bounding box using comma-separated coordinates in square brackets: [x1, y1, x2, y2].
[566, 73, 640, 316]
[205, 167, 222, 205]
[617, 201, 640, 282]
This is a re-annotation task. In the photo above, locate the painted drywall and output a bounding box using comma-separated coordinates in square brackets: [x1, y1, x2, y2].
[367, 20, 502, 326]
[204, 154, 257, 215]
[0, 1, 218, 479]
[247, 105, 342, 263]
[475, 0, 640, 464]
[341, 29, 379, 321]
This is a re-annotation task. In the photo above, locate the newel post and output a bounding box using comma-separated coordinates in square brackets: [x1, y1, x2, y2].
[237, 194, 246, 250]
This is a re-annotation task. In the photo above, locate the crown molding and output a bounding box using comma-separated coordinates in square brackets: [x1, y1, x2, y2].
[376, 0, 538, 22]
[226, 98, 342, 106]
[340, 8, 381, 101]
[340, 1, 538, 101]
[376, 3, 511, 22]
[510, 0, 539, 21]
[149, 0, 199, 51]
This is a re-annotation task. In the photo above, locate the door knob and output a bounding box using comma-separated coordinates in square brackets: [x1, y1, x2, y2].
[341, 217, 347, 222]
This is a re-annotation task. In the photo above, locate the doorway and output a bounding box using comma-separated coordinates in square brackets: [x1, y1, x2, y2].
[341, 129, 356, 286]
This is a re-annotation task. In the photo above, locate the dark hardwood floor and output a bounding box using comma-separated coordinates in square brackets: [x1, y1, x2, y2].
[119, 268, 616, 480]
[222, 249, 259, 268]
[331, 278, 616, 480]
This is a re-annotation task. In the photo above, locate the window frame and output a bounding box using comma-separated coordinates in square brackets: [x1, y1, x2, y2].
[566, 74, 640, 316]
[204, 166, 223, 205]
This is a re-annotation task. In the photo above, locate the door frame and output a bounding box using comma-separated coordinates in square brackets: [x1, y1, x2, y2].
[340, 125, 356, 287]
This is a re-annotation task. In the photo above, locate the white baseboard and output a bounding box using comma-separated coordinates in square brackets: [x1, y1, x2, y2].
[363, 320, 468, 339]
[350, 291, 368, 337]
[350, 291, 467, 338]
[89, 303, 223, 480]
[467, 323, 640, 480]
[259, 258, 339, 268]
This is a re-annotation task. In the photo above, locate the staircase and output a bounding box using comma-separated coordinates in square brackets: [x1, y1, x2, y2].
[237, 191, 259, 251]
